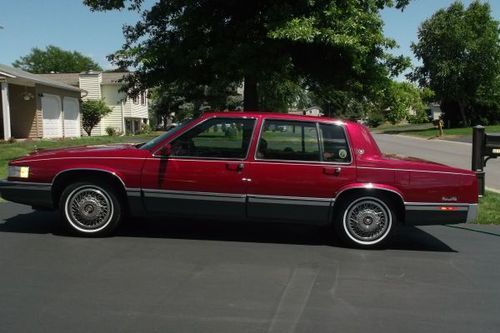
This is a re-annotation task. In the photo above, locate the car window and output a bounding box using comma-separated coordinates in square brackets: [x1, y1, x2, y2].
[319, 123, 351, 163]
[257, 120, 320, 161]
[169, 118, 256, 159]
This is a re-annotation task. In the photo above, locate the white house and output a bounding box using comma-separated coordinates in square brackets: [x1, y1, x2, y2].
[41, 71, 149, 135]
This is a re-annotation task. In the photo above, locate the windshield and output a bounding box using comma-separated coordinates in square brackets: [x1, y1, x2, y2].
[140, 119, 195, 150]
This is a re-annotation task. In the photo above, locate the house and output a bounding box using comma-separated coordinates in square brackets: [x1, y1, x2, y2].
[288, 106, 324, 117]
[0, 64, 82, 140]
[41, 71, 149, 135]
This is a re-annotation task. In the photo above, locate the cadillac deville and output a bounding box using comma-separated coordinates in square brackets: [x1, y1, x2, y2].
[0, 112, 478, 248]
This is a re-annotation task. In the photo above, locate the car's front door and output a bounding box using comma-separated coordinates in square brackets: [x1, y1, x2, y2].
[247, 119, 356, 224]
[141, 117, 256, 219]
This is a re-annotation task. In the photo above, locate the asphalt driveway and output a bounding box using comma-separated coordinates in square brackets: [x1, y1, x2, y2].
[0, 202, 499, 332]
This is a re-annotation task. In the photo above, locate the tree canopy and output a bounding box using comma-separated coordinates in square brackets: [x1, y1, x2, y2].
[411, 1, 500, 126]
[13, 45, 102, 74]
[84, 0, 410, 111]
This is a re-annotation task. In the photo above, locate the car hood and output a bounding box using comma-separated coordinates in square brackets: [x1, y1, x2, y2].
[13, 144, 148, 163]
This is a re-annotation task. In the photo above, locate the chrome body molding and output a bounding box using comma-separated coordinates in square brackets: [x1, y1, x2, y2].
[247, 194, 332, 207]
[143, 189, 246, 203]
[53, 168, 127, 188]
[404, 201, 477, 225]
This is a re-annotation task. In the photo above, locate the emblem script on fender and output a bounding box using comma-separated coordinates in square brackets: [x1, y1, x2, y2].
[442, 196, 458, 202]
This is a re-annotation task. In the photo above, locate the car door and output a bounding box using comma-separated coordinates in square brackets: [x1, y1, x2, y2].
[246, 118, 356, 224]
[141, 116, 256, 220]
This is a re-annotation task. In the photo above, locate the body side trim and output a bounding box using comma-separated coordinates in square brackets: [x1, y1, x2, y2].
[52, 168, 126, 188]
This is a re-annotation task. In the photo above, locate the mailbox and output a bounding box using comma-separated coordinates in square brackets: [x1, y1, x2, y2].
[485, 134, 500, 158]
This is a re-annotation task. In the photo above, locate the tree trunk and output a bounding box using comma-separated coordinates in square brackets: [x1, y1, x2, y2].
[458, 100, 468, 127]
[243, 75, 258, 111]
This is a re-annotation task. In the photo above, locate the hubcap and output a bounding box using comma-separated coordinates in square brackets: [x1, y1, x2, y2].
[344, 198, 391, 244]
[65, 186, 113, 231]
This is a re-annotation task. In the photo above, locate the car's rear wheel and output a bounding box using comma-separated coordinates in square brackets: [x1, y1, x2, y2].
[59, 182, 122, 236]
[334, 195, 395, 248]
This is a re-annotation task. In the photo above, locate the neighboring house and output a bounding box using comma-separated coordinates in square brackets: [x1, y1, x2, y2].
[41, 71, 149, 135]
[0, 64, 82, 140]
[429, 102, 442, 120]
[288, 106, 324, 117]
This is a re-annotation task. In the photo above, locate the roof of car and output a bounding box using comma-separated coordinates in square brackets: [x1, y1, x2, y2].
[202, 111, 355, 125]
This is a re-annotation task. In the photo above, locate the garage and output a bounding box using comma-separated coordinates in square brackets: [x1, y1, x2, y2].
[63, 97, 80, 137]
[41, 94, 63, 138]
[1, 64, 82, 140]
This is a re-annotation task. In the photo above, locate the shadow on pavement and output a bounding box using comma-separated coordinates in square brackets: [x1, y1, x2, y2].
[0, 210, 455, 252]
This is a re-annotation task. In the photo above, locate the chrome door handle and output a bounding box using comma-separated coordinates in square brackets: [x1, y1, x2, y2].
[226, 163, 244, 172]
[324, 167, 341, 176]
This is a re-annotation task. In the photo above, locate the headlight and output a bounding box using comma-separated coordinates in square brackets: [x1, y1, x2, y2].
[8, 166, 30, 179]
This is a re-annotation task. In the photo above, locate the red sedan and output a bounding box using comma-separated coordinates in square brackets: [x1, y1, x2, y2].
[0, 112, 478, 248]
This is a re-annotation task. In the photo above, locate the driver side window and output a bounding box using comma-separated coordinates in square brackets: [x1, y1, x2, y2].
[169, 117, 255, 159]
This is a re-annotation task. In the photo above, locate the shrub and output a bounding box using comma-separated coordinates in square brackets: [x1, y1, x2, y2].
[366, 112, 384, 128]
[105, 127, 117, 136]
[81, 100, 112, 136]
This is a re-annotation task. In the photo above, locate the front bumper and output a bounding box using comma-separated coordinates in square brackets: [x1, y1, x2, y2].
[0, 180, 54, 209]
[405, 203, 478, 225]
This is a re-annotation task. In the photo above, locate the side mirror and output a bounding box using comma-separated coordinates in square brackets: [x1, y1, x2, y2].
[158, 144, 172, 157]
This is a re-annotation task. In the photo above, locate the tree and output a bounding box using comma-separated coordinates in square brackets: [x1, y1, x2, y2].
[81, 100, 112, 136]
[13, 45, 102, 73]
[381, 82, 426, 124]
[411, 1, 500, 127]
[83, 0, 410, 110]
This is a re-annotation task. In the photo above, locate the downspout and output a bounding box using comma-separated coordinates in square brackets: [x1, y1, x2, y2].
[121, 100, 125, 136]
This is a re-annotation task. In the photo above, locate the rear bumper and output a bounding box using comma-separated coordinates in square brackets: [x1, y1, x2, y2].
[405, 203, 478, 225]
[0, 180, 54, 209]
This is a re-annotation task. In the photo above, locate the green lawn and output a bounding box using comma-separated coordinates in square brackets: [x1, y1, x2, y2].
[377, 123, 500, 139]
[477, 191, 500, 225]
[0, 134, 159, 179]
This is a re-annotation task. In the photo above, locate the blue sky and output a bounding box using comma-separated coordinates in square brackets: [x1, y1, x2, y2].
[0, 0, 499, 72]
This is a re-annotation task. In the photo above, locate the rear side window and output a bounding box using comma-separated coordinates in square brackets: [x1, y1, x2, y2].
[257, 120, 320, 161]
[319, 123, 351, 163]
[170, 117, 255, 159]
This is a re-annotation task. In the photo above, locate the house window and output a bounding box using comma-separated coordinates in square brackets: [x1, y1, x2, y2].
[133, 96, 139, 104]
[140, 92, 146, 105]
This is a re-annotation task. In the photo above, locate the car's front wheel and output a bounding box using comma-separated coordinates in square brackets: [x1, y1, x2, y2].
[59, 182, 122, 236]
[334, 195, 395, 248]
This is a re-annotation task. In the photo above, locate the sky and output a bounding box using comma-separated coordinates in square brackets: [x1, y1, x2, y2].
[0, 0, 499, 73]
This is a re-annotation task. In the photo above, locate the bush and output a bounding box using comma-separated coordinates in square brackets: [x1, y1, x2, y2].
[407, 110, 429, 124]
[81, 100, 113, 136]
[366, 112, 384, 128]
[137, 123, 151, 135]
[105, 127, 117, 136]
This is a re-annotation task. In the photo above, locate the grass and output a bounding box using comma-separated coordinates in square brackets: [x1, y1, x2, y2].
[477, 190, 500, 225]
[376, 123, 500, 139]
[0, 133, 159, 179]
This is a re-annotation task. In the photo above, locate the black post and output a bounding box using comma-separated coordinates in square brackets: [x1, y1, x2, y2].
[472, 125, 485, 196]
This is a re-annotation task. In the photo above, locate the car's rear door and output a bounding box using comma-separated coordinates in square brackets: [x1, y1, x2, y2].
[141, 116, 256, 220]
[246, 118, 356, 224]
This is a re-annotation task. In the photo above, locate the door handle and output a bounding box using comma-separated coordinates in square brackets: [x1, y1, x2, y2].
[324, 167, 341, 176]
[226, 163, 244, 172]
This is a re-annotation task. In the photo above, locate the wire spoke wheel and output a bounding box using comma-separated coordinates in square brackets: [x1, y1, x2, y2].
[64, 185, 114, 233]
[343, 197, 392, 246]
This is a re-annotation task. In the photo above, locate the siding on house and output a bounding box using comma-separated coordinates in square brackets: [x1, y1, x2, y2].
[79, 73, 102, 100]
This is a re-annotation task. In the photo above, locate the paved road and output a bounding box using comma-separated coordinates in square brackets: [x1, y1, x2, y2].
[1, 202, 500, 332]
[373, 134, 500, 191]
